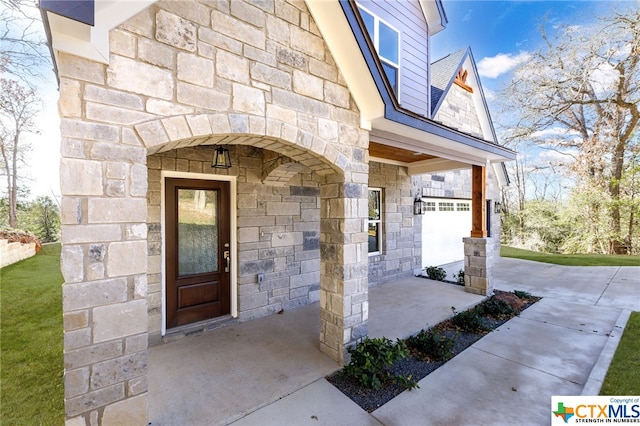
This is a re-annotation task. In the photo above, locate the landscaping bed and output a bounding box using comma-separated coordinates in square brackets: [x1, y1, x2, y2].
[326, 290, 540, 412]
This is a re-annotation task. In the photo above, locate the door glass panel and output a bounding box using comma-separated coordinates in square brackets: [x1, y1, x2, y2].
[178, 189, 218, 276]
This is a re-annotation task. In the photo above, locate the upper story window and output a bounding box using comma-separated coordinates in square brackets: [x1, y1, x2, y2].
[358, 5, 401, 96]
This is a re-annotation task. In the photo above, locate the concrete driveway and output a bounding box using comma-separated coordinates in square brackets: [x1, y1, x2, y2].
[493, 257, 640, 311]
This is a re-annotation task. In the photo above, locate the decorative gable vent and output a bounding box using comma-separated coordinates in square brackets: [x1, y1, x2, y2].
[454, 69, 474, 93]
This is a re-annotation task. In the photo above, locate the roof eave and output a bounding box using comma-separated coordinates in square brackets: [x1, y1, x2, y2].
[339, 1, 515, 162]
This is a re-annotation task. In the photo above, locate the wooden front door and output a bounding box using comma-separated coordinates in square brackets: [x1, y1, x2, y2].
[165, 178, 231, 329]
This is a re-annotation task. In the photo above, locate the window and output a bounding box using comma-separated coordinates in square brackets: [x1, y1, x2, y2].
[438, 202, 454, 211]
[357, 5, 401, 95]
[424, 201, 436, 211]
[456, 202, 470, 212]
[368, 188, 382, 254]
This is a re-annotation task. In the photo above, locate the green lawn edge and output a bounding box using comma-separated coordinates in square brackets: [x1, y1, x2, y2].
[600, 312, 640, 395]
[501, 246, 640, 266]
[0, 243, 65, 425]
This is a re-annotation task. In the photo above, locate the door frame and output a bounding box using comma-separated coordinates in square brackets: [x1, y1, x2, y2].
[160, 171, 238, 335]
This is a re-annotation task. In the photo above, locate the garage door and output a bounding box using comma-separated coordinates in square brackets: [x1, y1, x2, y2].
[422, 198, 471, 267]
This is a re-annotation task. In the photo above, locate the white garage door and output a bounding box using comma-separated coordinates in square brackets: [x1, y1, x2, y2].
[422, 198, 471, 267]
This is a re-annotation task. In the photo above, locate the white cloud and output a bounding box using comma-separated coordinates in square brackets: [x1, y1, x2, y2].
[530, 127, 580, 139]
[477, 52, 531, 79]
[538, 150, 575, 163]
[483, 87, 496, 101]
[463, 9, 472, 22]
[589, 63, 619, 96]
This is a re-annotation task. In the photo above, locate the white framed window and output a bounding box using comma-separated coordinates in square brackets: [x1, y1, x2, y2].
[424, 201, 436, 211]
[439, 202, 454, 212]
[368, 188, 382, 255]
[457, 202, 470, 212]
[357, 5, 401, 96]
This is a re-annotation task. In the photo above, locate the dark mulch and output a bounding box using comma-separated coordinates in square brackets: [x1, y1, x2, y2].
[326, 290, 540, 412]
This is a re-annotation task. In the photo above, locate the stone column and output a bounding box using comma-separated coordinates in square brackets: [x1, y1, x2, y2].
[319, 181, 369, 364]
[58, 54, 149, 424]
[463, 237, 494, 295]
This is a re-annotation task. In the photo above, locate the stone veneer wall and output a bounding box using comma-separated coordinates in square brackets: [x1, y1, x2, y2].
[147, 145, 322, 344]
[433, 84, 483, 138]
[57, 0, 370, 423]
[415, 169, 473, 199]
[368, 161, 421, 286]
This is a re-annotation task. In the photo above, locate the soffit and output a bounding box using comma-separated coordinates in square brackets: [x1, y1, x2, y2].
[369, 142, 435, 163]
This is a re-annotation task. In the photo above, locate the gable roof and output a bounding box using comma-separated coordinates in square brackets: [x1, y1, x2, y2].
[430, 47, 498, 144]
[430, 48, 467, 115]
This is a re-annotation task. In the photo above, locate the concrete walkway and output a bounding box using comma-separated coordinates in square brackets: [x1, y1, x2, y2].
[150, 258, 639, 425]
[149, 276, 484, 425]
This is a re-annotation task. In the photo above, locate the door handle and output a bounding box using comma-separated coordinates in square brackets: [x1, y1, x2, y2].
[223, 250, 230, 273]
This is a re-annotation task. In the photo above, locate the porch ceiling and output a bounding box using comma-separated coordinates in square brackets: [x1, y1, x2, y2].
[369, 142, 436, 164]
[368, 140, 471, 175]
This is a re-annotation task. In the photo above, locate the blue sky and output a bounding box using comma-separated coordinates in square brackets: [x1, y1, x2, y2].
[429, 1, 625, 199]
[431, 1, 612, 101]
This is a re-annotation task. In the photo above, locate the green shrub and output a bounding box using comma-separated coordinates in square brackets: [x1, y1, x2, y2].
[478, 298, 519, 319]
[451, 307, 487, 333]
[514, 290, 532, 299]
[407, 330, 454, 361]
[343, 337, 410, 390]
[453, 269, 465, 285]
[425, 266, 447, 281]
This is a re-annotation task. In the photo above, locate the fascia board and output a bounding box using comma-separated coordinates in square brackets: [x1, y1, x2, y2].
[370, 122, 513, 164]
[306, 0, 384, 128]
[46, 0, 155, 65]
[418, 0, 447, 35]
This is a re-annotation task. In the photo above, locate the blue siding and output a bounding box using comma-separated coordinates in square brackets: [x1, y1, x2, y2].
[358, 0, 429, 116]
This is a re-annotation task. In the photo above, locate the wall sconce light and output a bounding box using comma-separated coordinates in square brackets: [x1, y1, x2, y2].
[211, 146, 232, 169]
[494, 201, 502, 214]
[414, 198, 426, 215]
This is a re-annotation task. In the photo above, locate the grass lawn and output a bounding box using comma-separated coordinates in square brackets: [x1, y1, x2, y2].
[600, 312, 640, 395]
[500, 246, 640, 266]
[1, 243, 64, 425]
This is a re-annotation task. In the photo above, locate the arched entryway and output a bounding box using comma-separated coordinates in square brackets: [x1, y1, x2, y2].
[137, 114, 369, 363]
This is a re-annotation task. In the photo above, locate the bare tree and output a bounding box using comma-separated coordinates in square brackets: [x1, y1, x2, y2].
[501, 6, 640, 254]
[0, 78, 40, 228]
[0, 0, 50, 81]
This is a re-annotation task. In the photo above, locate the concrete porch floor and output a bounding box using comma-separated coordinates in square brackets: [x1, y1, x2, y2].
[148, 276, 484, 425]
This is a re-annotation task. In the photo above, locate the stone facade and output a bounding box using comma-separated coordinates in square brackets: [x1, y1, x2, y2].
[59, 0, 373, 423]
[434, 84, 483, 138]
[54, 0, 503, 423]
[146, 145, 324, 344]
[417, 169, 473, 199]
[368, 161, 421, 286]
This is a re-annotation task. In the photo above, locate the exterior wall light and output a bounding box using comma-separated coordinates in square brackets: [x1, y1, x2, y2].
[211, 146, 232, 169]
[414, 198, 426, 215]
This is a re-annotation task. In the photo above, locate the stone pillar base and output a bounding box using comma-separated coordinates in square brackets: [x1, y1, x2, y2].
[463, 237, 494, 296]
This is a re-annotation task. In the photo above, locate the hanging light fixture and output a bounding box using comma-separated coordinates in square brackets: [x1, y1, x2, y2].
[211, 146, 232, 169]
